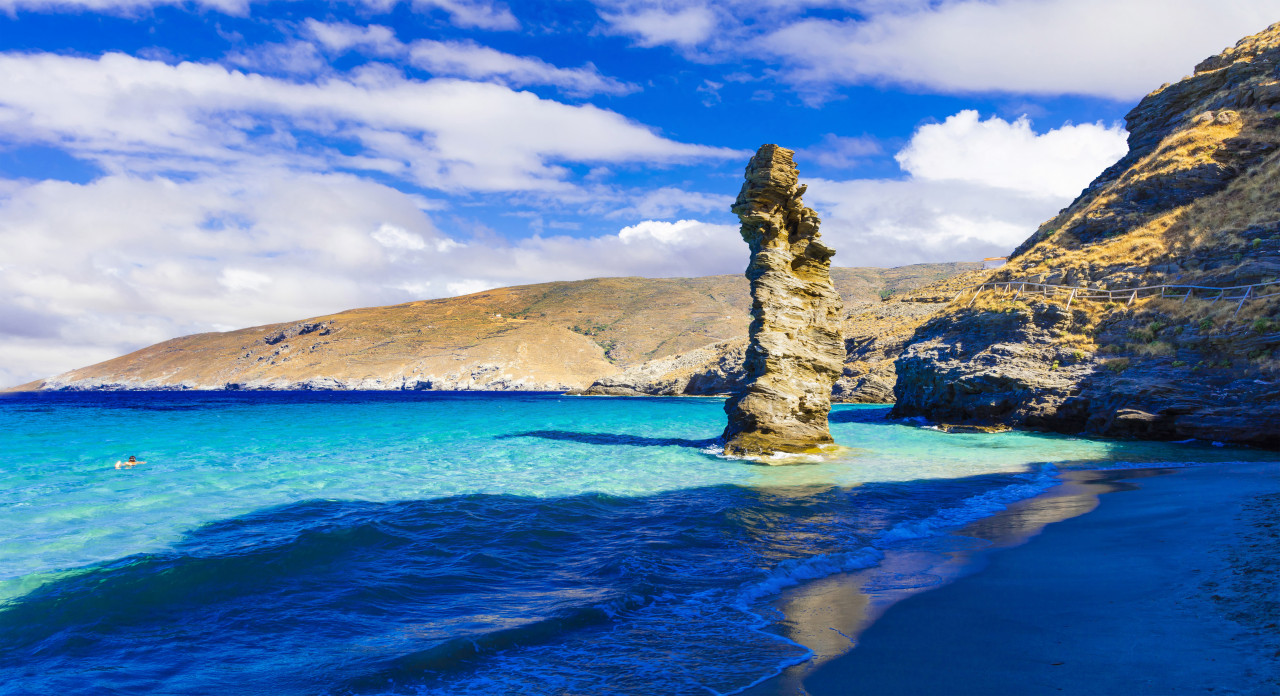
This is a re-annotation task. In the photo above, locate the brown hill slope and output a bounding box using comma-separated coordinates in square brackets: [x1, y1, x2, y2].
[19, 263, 978, 392]
[894, 23, 1280, 446]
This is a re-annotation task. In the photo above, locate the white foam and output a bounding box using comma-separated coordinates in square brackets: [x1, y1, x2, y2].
[734, 547, 885, 609]
[876, 466, 1061, 543]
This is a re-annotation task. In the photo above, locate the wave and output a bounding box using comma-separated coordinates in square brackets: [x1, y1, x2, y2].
[0, 466, 1081, 696]
[876, 466, 1061, 543]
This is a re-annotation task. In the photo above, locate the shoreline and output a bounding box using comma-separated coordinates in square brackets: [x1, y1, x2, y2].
[746, 461, 1280, 695]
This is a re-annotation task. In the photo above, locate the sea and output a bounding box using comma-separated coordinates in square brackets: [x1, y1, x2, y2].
[1, 391, 1275, 695]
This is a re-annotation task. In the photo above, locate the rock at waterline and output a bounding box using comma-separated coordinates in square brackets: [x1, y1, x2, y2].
[722, 144, 845, 457]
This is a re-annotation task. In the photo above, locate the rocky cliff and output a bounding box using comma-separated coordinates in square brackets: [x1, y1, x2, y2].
[12, 264, 977, 393]
[894, 23, 1280, 447]
[722, 145, 844, 456]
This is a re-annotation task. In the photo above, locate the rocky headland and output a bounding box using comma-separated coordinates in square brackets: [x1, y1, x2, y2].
[12, 264, 978, 395]
[893, 23, 1280, 447]
[721, 145, 844, 456]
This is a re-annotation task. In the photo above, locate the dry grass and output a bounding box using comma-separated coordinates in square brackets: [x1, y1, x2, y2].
[1002, 112, 1280, 293]
[1131, 341, 1177, 357]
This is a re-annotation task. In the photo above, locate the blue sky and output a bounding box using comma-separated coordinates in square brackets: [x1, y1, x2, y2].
[0, 0, 1277, 385]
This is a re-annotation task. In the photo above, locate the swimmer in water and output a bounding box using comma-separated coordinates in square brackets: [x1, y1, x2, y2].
[114, 455, 143, 469]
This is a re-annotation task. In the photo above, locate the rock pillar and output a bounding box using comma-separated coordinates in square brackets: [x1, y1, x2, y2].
[722, 144, 844, 457]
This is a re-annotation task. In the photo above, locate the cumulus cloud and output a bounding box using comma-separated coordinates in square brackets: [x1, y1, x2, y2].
[761, 0, 1280, 100]
[0, 52, 736, 192]
[808, 177, 1060, 268]
[806, 110, 1129, 267]
[895, 110, 1128, 198]
[0, 171, 743, 386]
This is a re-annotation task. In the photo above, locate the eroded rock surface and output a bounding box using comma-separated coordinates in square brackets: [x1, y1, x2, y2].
[722, 145, 844, 455]
[893, 23, 1280, 447]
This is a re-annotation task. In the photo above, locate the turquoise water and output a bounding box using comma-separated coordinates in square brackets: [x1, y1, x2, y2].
[0, 392, 1273, 695]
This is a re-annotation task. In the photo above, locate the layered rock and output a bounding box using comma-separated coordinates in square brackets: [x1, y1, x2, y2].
[722, 145, 844, 456]
[893, 23, 1280, 447]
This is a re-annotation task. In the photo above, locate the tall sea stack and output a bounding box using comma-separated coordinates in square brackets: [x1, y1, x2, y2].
[722, 145, 844, 457]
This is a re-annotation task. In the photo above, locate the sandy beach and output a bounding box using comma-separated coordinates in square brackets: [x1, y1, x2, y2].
[749, 461, 1280, 695]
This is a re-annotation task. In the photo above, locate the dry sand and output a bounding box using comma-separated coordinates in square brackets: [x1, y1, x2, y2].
[748, 461, 1280, 695]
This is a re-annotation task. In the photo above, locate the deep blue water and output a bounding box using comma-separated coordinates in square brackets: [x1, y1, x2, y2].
[0, 391, 1273, 695]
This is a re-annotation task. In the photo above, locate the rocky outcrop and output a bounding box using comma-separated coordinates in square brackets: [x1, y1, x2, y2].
[722, 145, 844, 456]
[894, 23, 1280, 447]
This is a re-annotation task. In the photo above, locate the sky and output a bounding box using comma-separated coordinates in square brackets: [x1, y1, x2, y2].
[1, 0, 1278, 386]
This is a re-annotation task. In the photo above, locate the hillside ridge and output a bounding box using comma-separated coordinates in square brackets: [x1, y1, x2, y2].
[15, 263, 979, 395]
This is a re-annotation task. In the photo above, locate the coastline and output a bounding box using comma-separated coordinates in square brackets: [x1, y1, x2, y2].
[747, 460, 1280, 695]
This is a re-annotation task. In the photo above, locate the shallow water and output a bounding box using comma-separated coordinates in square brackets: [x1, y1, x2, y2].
[0, 392, 1273, 695]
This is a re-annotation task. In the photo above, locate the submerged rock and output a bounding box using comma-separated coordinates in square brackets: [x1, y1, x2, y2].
[722, 145, 844, 456]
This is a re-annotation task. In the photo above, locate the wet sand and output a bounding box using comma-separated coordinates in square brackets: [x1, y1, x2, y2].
[751, 461, 1280, 695]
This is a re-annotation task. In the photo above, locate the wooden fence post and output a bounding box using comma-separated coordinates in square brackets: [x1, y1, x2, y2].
[1233, 286, 1252, 319]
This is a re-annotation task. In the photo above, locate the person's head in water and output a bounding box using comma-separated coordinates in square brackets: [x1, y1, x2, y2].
[128, 456, 136, 462]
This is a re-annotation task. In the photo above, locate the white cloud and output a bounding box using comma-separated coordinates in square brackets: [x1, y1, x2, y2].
[0, 52, 736, 192]
[0, 0, 247, 12]
[412, 0, 518, 30]
[371, 223, 428, 251]
[218, 268, 273, 292]
[0, 103, 1132, 386]
[805, 110, 1130, 266]
[223, 40, 326, 76]
[618, 218, 709, 243]
[407, 39, 636, 96]
[597, 4, 719, 48]
[588, 0, 856, 50]
[807, 177, 1059, 268]
[0, 170, 748, 386]
[584, 1, 1278, 101]
[0, 0, 518, 28]
[304, 20, 401, 56]
[761, 0, 1280, 100]
[608, 186, 733, 219]
[301, 22, 634, 97]
[895, 110, 1127, 198]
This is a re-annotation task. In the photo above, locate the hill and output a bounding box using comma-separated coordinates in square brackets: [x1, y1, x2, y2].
[16, 263, 979, 393]
[893, 23, 1280, 446]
